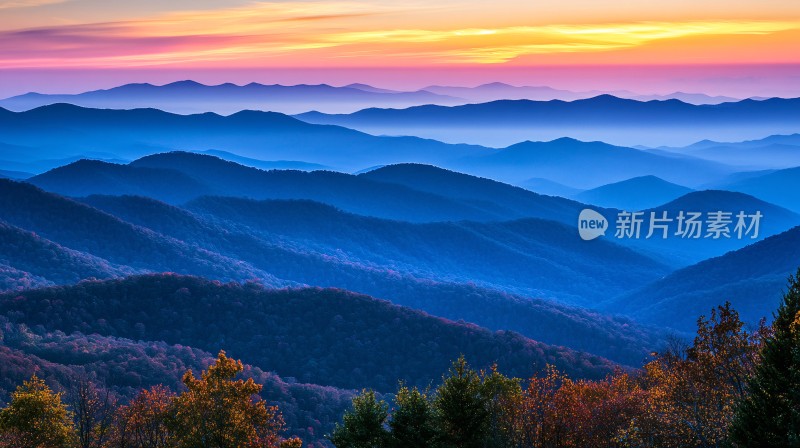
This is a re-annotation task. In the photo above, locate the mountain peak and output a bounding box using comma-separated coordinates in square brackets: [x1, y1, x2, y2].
[477, 82, 516, 88]
[163, 80, 206, 88]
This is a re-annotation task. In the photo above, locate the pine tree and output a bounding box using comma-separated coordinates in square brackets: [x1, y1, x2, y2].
[0, 374, 76, 448]
[480, 365, 522, 448]
[433, 356, 490, 448]
[328, 390, 389, 448]
[729, 269, 800, 447]
[388, 384, 436, 448]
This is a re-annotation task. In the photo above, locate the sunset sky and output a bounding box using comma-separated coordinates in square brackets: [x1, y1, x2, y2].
[1, 0, 799, 97]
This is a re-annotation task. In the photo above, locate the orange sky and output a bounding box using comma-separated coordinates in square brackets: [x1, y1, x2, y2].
[0, 0, 798, 96]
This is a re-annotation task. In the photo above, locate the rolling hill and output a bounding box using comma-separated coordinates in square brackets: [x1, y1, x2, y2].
[358, 163, 589, 223]
[0, 80, 464, 115]
[0, 103, 488, 171]
[0, 220, 137, 289]
[184, 195, 668, 303]
[0, 316, 353, 444]
[603, 225, 800, 333]
[294, 96, 800, 147]
[0, 179, 284, 285]
[714, 166, 800, 214]
[574, 176, 694, 210]
[30, 154, 502, 222]
[80, 193, 664, 366]
[0, 274, 619, 391]
[616, 190, 800, 266]
[455, 138, 732, 187]
[0, 178, 665, 366]
[29, 159, 212, 204]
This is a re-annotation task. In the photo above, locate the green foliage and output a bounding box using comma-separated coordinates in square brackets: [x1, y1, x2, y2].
[480, 365, 522, 448]
[0, 374, 76, 448]
[433, 356, 490, 448]
[388, 384, 436, 448]
[329, 390, 389, 448]
[729, 269, 800, 447]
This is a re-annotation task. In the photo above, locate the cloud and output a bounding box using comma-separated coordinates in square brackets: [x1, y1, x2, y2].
[0, 0, 797, 68]
[0, 0, 68, 9]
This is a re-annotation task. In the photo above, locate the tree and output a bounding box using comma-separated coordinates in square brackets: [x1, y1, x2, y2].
[729, 269, 800, 447]
[480, 365, 521, 448]
[628, 302, 766, 448]
[515, 365, 564, 448]
[388, 384, 436, 448]
[328, 390, 389, 448]
[68, 377, 116, 448]
[107, 385, 174, 448]
[167, 351, 285, 448]
[0, 374, 76, 448]
[433, 356, 490, 448]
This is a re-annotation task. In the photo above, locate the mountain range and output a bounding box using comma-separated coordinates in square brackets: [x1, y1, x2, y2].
[0, 274, 620, 391]
[295, 96, 800, 147]
[604, 224, 800, 333]
[616, 190, 800, 266]
[574, 176, 694, 210]
[0, 175, 667, 366]
[455, 138, 732, 187]
[0, 82, 750, 118]
[4, 104, 790, 190]
[714, 167, 800, 213]
[0, 103, 487, 171]
[0, 81, 464, 115]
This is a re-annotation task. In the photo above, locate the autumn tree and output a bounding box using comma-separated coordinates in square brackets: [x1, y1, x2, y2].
[729, 269, 800, 446]
[106, 385, 174, 448]
[68, 377, 116, 448]
[0, 374, 76, 448]
[167, 351, 285, 448]
[514, 365, 564, 448]
[626, 302, 765, 447]
[328, 390, 389, 448]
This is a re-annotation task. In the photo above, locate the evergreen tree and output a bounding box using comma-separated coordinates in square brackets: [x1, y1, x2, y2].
[480, 365, 522, 448]
[0, 374, 76, 448]
[329, 390, 389, 448]
[433, 356, 490, 448]
[729, 269, 800, 447]
[388, 384, 436, 448]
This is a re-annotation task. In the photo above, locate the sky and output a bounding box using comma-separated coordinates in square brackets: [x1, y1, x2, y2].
[0, 0, 799, 97]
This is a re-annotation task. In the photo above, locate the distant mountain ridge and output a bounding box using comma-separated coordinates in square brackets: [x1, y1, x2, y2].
[575, 176, 694, 210]
[0, 82, 749, 119]
[616, 190, 800, 266]
[604, 224, 800, 333]
[295, 96, 800, 147]
[31, 152, 591, 224]
[0, 80, 465, 115]
[454, 138, 732, 187]
[714, 167, 800, 213]
[0, 174, 668, 366]
[0, 103, 489, 172]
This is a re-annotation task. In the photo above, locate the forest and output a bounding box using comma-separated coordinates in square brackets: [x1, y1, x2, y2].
[2, 271, 799, 447]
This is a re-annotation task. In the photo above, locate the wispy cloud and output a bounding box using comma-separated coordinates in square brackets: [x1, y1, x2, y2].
[0, 0, 68, 9]
[0, 0, 798, 68]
